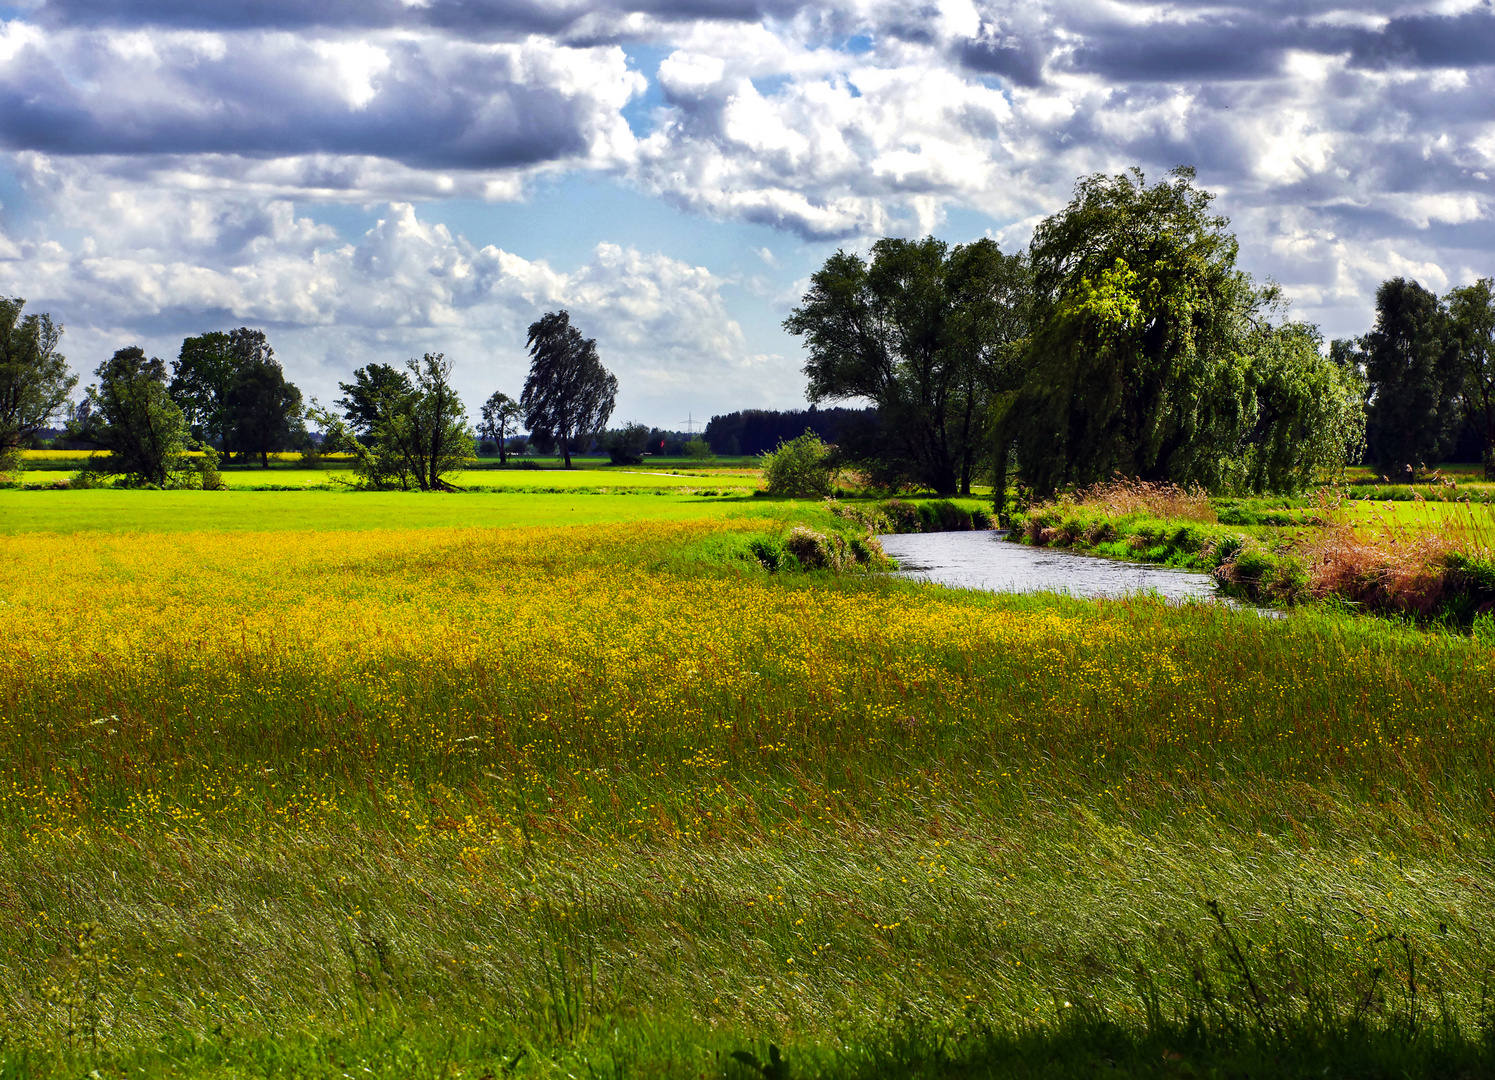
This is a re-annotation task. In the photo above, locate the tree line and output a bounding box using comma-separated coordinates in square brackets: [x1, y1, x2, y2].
[0, 306, 622, 489]
[1336, 277, 1495, 480]
[786, 167, 1488, 508]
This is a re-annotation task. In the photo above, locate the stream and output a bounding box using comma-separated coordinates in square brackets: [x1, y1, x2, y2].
[878, 530, 1224, 603]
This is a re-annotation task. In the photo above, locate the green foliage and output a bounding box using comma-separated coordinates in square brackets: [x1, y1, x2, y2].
[70, 347, 193, 486]
[760, 431, 836, 497]
[313, 354, 470, 491]
[999, 169, 1260, 500]
[786, 236, 1029, 494]
[602, 421, 650, 465]
[1447, 277, 1495, 478]
[996, 169, 1372, 507]
[1236, 321, 1366, 492]
[521, 310, 618, 468]
[336, 362, 413, 438]
[1362, 277, 1464, 472]
[226, 352, 304, 468]
[479, 390, 524, 465]
[169, 331, 236, 453]
[684, 437, 716, 461]
[0, 296, 73, 455]
[171, 328, 300, 464]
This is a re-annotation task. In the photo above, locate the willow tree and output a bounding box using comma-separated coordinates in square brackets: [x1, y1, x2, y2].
[994, 167, 1360, 514]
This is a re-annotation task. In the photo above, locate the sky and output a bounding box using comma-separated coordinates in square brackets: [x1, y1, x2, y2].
[0, 0, 1491, 427]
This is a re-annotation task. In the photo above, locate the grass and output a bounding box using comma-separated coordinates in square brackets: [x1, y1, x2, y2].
[0, 489, 778, 534]
[3, 498, 1495, 1076]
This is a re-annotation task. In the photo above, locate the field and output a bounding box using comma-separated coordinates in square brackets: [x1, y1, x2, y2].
[7, 450, 766, 492]
[3, 489, 1495, 1077]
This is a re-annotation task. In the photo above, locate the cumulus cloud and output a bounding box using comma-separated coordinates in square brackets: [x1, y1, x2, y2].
[0, 0, 1488, 403]
[0, 177, 792, 418]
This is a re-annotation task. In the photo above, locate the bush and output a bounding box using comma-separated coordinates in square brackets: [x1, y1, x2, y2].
[477, 439, 498, 456]
[748, 538, 782, 571]
[761, 432, 836, 498]
[603, 422, 650, 465]
[783, 525, 837, 570]
[68, 466, 111, 489]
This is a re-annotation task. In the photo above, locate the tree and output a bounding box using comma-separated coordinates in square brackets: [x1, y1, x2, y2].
[602, 421, 650, 465]
[1362, 277, 1463, 475]
[227, 356, 304, 467]
[479, 390, 525, 464]
[761, 431, 836, 497]
[0, 297, 73, 462]
[1447, 278, 1495, 479]
[70, 347, 190, 486]
[520, 311, 617, 468]
[785, 237, 1029, 495]
[1236, 321, 1365, 492]
[312, 354, 469, 491]
[171, 327, 286, 463]
[996, 168, 1260, 504]
[336, 363, 413, 440]
[170, 332, 235, 455]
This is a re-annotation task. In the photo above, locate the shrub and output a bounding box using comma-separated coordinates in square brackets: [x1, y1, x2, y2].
[761, 432, 836, 498]
[748, 538, 782, 571]
[603, 422, 650, 465]
[69, 466, 111, 489]
[783, 525, 837, 570]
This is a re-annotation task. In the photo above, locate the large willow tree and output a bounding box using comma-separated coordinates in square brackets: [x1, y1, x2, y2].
[994, 168, 1362, 511]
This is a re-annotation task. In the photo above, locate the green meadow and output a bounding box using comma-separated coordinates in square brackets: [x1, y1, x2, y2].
[2, 485, 1494, 1078]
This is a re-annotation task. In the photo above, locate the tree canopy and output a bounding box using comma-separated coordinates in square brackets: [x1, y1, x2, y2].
[171, 327, 301, 463]
[479, 390, 524, 464]
[227, 355, 304, 467]
[785, 236, 1029, 495]
[1361, 277, 1463, 475]
[315, 354, 468, 491]
[0, 297, 73, 459]
[70, 347, 191, 486]
[1447, 278, 1495, 478]
[992, 168, 1362, 509]
[520, 311, 617, 468]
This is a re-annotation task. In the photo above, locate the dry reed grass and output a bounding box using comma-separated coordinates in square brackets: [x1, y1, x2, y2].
[1040, 477, 1218, 524]
[1302, 492, 1495, 616]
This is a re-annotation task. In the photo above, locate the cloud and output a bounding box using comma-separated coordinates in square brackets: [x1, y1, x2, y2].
[0, 176, 795, 417]
[0, 0, 1488, 377]
[0, 26, 644, 174]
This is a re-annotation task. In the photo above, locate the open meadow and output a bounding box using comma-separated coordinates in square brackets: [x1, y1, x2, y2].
[3, 490, 1495, 1077]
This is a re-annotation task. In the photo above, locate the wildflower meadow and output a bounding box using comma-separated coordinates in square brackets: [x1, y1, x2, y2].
[2, 504, 1495, 1076]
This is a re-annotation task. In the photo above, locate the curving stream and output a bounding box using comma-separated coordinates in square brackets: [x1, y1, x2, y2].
[878, 530, 1223, 602]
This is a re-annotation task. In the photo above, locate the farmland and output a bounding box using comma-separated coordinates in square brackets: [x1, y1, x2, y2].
[2, 490, 1494, 1077]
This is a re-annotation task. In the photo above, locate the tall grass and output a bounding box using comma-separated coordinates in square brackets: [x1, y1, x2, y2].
[2, 517, 1495, 1074]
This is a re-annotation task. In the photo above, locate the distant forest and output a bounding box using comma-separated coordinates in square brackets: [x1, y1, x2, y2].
[703, 407, 875, 457]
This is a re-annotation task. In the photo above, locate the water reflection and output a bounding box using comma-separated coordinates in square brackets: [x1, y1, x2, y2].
[878, 530, 1222, 603]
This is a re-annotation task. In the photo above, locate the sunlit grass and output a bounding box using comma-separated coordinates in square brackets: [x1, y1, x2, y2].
[3, 511, 1494, 1074]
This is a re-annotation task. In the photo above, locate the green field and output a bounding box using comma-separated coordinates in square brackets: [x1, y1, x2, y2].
[0, 488, 782, 534]
[3, 490, 1495, 1078]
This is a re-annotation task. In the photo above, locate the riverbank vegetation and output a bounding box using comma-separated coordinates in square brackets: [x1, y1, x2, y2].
[1013, 479, 1495, 623]
[4, 512, 1495, 1077]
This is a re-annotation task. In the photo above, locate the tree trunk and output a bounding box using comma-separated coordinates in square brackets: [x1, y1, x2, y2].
[992, 440, 1009, 527]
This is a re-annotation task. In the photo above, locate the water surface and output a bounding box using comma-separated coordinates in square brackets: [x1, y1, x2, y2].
[879, 530, 1221, 602]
